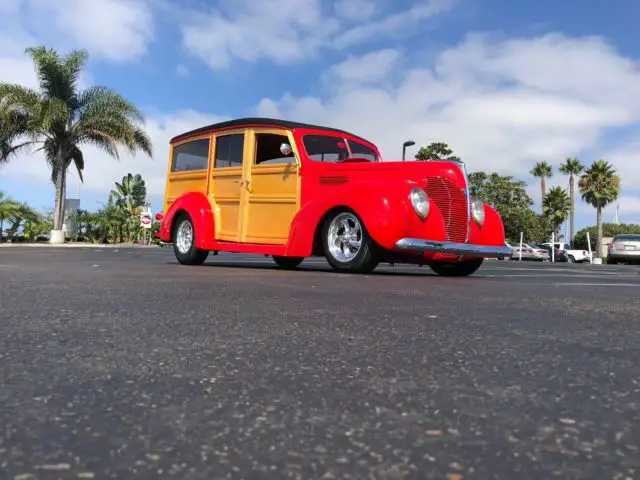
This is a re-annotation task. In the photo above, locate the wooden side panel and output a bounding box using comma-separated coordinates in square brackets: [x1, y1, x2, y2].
[211, 166, 243, 241]
[243, 163, 299, 244]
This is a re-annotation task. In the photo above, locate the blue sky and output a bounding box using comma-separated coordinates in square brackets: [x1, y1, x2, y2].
[1, 0, 639, 237]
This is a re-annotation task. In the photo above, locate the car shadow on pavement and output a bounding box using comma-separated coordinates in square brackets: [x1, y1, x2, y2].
[179, 261, 489, 278]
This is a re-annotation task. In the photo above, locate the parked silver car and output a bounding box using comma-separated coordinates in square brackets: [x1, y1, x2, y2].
[607, 234, 640, 264]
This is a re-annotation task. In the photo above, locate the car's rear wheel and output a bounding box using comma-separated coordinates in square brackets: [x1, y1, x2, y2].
[173, 212, 209, 265]
[273, 256, 304, 269]
[429, 258, 484, 277]
[568, 255, 575, 263]
[322, 209, 379, 273]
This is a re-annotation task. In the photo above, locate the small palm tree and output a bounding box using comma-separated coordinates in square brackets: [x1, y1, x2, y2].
[0, 46, 152, 242]
[542, 186, 572, 239]
[530, 161, 554, 213]
[110, 173, 147, 242]
[578, 160, 621, 259]
[559, 157, 584, 246]
[0, 191, 21, 241]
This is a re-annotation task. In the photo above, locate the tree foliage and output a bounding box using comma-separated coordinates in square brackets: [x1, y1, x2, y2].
[0, 45, 153, 233]
[573, 223, 640, 250]
[414, 142, 460, 161]
[468, 172, 551, 242]
[542, 186, 571, 237]
[578, 159, 621, 257]
[558, 156, 584, 244]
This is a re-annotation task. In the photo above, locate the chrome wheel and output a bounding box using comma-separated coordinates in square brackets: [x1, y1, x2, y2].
[327, 212, 362, 263]
[176, 219, 193, 254]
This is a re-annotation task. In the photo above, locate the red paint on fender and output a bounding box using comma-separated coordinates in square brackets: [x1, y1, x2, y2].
[159, 192, 215, 249]
[468, 204, 505, 246]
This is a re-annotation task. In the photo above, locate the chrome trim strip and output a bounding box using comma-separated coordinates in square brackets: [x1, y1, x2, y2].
[394, 238, 512, 258]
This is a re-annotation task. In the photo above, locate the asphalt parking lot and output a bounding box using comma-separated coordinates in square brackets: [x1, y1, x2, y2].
[1, 247, 639, 479]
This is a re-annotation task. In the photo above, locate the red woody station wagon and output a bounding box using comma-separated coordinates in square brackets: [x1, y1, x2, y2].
[155, 118, 510, 276]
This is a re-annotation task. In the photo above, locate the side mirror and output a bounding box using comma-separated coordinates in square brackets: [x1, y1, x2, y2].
[280, 143, 292, 156]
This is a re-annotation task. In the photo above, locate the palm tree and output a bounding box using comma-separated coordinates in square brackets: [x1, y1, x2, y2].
[529, 161, 553, 213]
[0, 46, 152, 243]
[542, 186, 572, 239]
[110, 173, 147, 242]
[559, 157, 584, 246]
[578, 160, 621, 259]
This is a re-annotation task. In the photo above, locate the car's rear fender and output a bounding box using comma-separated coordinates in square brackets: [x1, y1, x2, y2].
[159, 192, 216, 249]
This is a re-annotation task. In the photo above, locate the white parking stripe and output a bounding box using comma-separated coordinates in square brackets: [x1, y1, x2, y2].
[553, 282, 640, 287]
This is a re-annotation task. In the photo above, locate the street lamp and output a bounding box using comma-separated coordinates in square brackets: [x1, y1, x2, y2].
[402, 140, 415, 161]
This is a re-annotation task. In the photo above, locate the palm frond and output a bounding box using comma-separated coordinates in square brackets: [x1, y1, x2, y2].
[76, 86, 145, 123]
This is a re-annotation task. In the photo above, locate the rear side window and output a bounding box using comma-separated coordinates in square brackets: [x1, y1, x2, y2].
[214, 133, 245, 168]
[171, 138, 210, 172]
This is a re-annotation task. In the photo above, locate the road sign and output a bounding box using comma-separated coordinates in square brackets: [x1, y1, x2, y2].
[140, 206, 152, 229]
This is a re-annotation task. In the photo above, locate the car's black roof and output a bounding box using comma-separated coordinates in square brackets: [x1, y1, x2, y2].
[170, 117, 373, 144]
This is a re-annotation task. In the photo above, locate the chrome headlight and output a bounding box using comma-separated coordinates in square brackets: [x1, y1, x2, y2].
[471, 199, 485, 226]
[409, 188, 429, 220]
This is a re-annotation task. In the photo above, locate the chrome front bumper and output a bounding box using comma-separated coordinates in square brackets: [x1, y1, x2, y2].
[394, 238, 512, 258]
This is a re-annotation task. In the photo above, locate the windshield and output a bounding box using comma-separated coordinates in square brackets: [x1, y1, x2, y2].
[303, 134, 378, 162]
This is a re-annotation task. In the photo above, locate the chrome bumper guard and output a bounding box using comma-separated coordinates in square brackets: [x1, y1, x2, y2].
[394, 238, 512, 258]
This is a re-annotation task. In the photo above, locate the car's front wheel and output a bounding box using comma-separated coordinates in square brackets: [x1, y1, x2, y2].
[322, 209, 379, 273]
[172, 212, 209, 265]
[429, 258, 484, 277]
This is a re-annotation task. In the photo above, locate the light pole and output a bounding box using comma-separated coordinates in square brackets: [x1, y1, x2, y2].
[402, 140, 415, 161]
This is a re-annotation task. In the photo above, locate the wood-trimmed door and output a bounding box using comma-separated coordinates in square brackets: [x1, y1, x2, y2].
[239, 128, 301, 244]
[209, 129, 249, 242]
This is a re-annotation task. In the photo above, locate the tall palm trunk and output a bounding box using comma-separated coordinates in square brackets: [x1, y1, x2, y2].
[53, 156, 67, 231]
[569, 174, 575, 246]
[540, 177, 546, 213]
[596, 205, 603, 259]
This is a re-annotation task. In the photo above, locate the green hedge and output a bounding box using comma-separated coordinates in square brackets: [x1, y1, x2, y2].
[574, 223, 640, 249]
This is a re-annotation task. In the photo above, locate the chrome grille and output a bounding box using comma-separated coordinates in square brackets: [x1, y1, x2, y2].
[423, 176, 469, 243]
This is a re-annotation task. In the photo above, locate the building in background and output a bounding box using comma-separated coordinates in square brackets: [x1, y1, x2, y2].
[63, 198, 80, 238]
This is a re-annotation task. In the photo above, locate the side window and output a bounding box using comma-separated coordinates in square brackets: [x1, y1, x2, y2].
[255, 133, 296, 165]
[171, 138, 210, 172]
[348, 140, 378, 161]
[214, 133, 245, 168]
[303, 135, 350, 162]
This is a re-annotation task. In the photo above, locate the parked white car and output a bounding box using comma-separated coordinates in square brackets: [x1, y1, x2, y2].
[543, 242, 591, 263]
[505, 241, 549, 261]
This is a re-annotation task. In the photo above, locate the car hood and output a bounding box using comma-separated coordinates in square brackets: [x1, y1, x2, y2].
[311, 160, 468, 188]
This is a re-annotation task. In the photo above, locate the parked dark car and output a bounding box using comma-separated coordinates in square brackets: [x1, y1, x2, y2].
[532, 243, 568, 262]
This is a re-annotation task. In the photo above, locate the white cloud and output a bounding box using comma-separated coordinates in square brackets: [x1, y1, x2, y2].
[255, 33, 640, 194]
[180, 0, 453, 69]
[333, 0, 455, 50]
[333, 0, 378, 20]
[326, 48, 402, 86]
[4, 0, 155, 63]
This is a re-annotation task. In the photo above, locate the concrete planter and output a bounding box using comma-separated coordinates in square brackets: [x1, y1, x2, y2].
[50, 230, 65, 244]
[592, 257, 603, 265]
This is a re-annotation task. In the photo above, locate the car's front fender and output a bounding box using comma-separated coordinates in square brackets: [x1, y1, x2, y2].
[468, 203, 505, 246]
[285, 181, 447, 256]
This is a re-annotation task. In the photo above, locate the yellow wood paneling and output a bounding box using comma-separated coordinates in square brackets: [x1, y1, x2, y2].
[240, 128, 301, 244]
